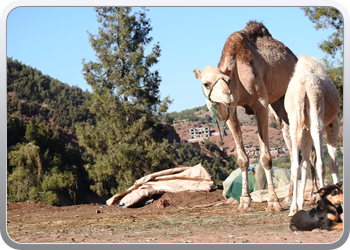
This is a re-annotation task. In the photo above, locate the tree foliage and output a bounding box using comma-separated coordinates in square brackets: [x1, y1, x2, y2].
[7, 141, 79, 205]
[163, 105, 209, 124]
[301, 7, 343, 58]
[301, 7, 343, 115]
[172, 140, 237, 185]
[7, 57, 95, 134]
[76, 7, 174, 195]
[7, 58, 94, 205]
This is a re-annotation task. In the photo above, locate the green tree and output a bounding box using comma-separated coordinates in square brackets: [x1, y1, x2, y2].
[301, 7, 343, 58]
[269, 121, 278, 129]
[76, 7, 174, 195]
[301, 7, 343, 115]
[162, 113, 174, 124]
[7, 143, 59, 205]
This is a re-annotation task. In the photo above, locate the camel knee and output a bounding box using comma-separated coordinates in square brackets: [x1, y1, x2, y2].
[237, 150, 249, 171]
[238, 157, 249, 172]
[260, 153, 272, 170]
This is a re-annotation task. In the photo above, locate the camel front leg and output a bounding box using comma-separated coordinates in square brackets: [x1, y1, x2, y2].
[279, 121, 295, 209]
[269, 99, 294, 209]
[254, 103, 283, 212]
[226, 109, 251, 213]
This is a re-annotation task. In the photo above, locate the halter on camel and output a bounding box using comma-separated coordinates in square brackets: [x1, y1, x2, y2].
[202, 77, 230, 140]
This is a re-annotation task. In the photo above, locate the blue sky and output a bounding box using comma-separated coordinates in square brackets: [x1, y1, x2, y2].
[7, 6, 339, 112]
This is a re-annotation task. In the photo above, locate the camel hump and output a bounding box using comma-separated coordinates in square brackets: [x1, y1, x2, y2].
[218, 21, 271, 67]
[243, 21, 272, 41]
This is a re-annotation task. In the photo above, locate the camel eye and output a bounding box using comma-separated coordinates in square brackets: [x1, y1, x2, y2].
[203, 83, 210, 89]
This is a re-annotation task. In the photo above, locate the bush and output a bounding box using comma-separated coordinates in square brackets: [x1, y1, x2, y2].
[7, 166, 31, 203]
[269, 122, 278, 129]
[42, 191, 60, 206]
[41, 172, 69, 192]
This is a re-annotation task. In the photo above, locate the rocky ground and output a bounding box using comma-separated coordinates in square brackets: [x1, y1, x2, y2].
[6, 189, 345, 245]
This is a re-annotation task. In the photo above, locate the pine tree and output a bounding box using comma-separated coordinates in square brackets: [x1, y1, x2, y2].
[76, 7, 174, 195]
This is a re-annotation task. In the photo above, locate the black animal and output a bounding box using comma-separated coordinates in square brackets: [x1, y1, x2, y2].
[290, 182, 343, 231]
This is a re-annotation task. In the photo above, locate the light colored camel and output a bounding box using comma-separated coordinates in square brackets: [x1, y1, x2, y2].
[285, 56, 340, 216]
[269, 107, 320, 208]
[193, 21, 297, 212]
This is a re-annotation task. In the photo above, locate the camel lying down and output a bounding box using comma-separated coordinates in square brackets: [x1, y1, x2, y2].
[285, 56, 341, 216]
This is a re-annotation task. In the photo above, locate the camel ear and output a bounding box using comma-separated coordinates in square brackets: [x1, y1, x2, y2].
[193, 69, 202, 80]
[223, 68, 231, 76]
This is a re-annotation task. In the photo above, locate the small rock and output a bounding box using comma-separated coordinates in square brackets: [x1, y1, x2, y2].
[157, 198, 170, 208]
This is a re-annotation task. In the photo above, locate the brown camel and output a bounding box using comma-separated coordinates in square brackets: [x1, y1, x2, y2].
[193, 21, 297, 212]
[285, 56, 340, 216]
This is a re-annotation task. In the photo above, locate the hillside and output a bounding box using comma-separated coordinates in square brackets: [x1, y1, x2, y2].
[169, 106, 288, 157]
[166, 103, 343, 170]
[7, 58, 98, 206]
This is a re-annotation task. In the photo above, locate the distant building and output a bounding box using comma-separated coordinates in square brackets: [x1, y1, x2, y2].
[189, 127, 210, 139]
[281, 147, 289, 153]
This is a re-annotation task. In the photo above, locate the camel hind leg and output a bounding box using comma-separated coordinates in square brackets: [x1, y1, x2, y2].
[288, 139, 300, 216]
[288, 131, 314, 215]
[309, 120, 326, 188]
[296, 131, 313, 211]
[325, 118, 340, 184]
[309, 149, 319, 204]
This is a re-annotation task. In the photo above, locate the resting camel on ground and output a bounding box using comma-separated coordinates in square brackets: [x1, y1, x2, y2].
[285, 56, 340, 216]
[193, 21, 297, 212]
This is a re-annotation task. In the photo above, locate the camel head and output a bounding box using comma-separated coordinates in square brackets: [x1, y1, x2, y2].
[193, 66, 234, 107]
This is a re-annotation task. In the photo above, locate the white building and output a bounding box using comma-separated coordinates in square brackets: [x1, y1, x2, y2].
[189, 127, 210, 139]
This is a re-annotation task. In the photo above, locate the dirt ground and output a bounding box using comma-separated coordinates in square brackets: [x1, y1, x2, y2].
[6, 189, 345, 245]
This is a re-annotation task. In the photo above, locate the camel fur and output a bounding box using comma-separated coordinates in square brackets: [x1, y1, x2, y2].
[194, 21, 297, 212]
[285, 56, 341, 216]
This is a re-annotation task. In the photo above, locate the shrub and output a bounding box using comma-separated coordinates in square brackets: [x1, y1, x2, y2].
[269, 122, 278, 129]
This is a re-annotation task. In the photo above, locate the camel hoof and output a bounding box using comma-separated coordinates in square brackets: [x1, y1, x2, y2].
[280, 197, 292, 209]
[288, 210, 297, 217]
[234, 207, 253, 213]
[266, 197, 283, 212]
[266, 204, 283, 212]
[288, 204, 299, 217]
